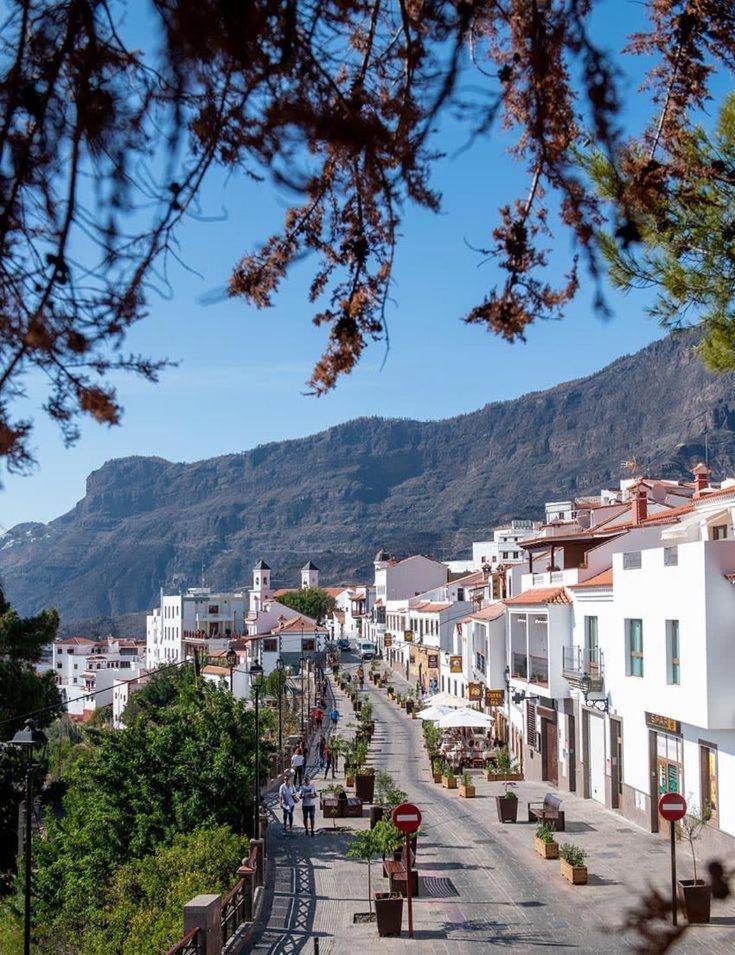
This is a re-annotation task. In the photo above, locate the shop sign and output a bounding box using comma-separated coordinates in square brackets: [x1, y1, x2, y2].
[404, 630, 414, 642]
[645, 712, 681, 735]
[427, 653, 439, 669]
[384, 634, 393, 648]
[449, 655, 462, 673]
[485, 688, 505, 707]
[468, 682, 483, 701]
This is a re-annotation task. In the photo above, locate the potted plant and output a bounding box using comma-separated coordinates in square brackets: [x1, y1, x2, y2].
[386, 685, 394, 698]
[495, 781, 519, 822]
[459, 770, 476, 798]
[355, 766, 376, 803]
[678, 803, 712, 923]
[442, 766, 457, 789]
[347, 828, 382, 925]
[487, 746, 523, 782]
[534, 822, 559, 859]
[559, 843, 587, 884]
[432, 758, 443, 784]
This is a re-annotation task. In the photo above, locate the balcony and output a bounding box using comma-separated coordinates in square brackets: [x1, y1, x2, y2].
[511, 651, 549, 687]
[562, 646, 604, 691]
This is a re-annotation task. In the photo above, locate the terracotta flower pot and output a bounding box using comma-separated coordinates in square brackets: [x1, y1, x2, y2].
[534, 837, 559, 859]
[678, 879, 711, 923]
[560, 859, 587, 884]
[495, 795, 518, 823]
[374, 892, 403, 937]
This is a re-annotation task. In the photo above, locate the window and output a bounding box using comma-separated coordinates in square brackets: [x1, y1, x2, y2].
[626, 619, 644, 677]
[56, 663, 62, 669]
[302, 638, 316, 652]
[584, 616, 599, 655]
[712, 524, 729, 541]
[666, 620, 681, 685]
[457, 588, 465, 601]
[623, 552, 642, 570]
[475, 652, 486, 673]
[663, 546, 678, 567]
[501, 551, 509, 560]
[700, 743, 719, 826]
[208, 604, 219, 615]
[262, 638, 277, 653]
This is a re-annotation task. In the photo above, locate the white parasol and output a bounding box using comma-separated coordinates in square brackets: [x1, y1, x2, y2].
[422, 691, 470, 709]
[437, 708, 495, 729]
[415, 704, 453, 721]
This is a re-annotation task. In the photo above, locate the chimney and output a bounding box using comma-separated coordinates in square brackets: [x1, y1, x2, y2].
[692, 462, 711, 495]
[632, 483, 647, 525]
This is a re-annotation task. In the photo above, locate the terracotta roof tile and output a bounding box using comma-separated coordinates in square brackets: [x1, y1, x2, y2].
[467, 603, 505, 622]
[570, 567, 613, 589]
[504, 587, 571, 606]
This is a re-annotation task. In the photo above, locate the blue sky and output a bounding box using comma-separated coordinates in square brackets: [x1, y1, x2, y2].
[0, 2, 718, 527]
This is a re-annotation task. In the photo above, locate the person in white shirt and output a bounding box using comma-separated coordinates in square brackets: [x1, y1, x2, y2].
[278, 773, 298, 832]
[291, 746, 305, 786]
[299, 774, 318, 836]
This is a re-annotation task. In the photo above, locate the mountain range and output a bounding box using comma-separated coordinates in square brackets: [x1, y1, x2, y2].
[3, 329, 735, 629]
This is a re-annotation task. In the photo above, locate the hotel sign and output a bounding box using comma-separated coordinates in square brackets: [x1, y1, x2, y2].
[404, 630, 414, 643]
[486, 688, 505, 708]
[645, 712, 681, 735]
[468, 682, 483, 701]
[427, 653, 439, 669]
[384, 634, 393, 648]
[449, 655, 463, 673]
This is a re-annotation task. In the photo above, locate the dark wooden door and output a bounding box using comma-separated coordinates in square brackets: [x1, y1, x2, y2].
[543, 719, 558, 786]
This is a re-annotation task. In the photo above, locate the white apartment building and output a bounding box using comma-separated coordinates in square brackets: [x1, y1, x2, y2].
[53, 636, 145, 720]
[471, 520, 541, 569]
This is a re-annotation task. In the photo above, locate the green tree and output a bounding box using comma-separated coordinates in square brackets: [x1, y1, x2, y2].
[33, 668, 271, 948]
[80, 826, 246, 955]
[277, 588, 336, 624]
[0, 588, 60, 886]
[586, 93, 735, 372]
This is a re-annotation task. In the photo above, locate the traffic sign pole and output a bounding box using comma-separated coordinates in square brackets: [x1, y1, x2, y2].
[670, 820, 677, 927]
[392, 802, 422, 940]
[657, 792, 687, 927]
[405, 833, 414, 938]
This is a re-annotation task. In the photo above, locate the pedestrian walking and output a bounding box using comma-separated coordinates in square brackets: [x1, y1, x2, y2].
[314, 707, 323, 728]
[318, 735, 327, 770]
[299, 774, 318, 836]
[329, 707, 339, 728]
[291, 746, 305, 786]
[278, 773, 298, 833]
[323, 742, 335, 779]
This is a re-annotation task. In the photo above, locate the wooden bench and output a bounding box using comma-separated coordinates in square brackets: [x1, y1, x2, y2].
[527, 793, 565, 831]
[343, 795, 363, 818]
[382, 860, 419, 898]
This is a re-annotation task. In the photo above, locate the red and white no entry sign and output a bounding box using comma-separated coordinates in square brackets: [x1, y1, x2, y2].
[392, 802, 422, 834]
[658, 792, 687, 822]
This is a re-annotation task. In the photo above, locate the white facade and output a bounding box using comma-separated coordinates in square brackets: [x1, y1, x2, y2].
[53, 636, 145, 719]
[471, 520, 540, 569]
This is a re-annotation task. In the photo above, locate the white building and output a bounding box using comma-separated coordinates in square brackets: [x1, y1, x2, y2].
[53, 636, 145, 720]
[471, 520, 541, 569]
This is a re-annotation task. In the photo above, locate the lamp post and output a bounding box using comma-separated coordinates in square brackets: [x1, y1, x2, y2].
[276, 656, 285, 760]
[11, 719, 48, 955]
[225, 647, 237, 695]
[249, 660, 264, 837]
[299, 655, 306, 735]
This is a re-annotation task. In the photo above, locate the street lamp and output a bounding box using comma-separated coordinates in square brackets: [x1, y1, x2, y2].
[276, 656, 285, 759]
[249, 660, 264, 837]
[299, 655, 306, 735]
[225, 647, 237, 695]
[579, 674, 610, 712]
[10, 719, 48, 955]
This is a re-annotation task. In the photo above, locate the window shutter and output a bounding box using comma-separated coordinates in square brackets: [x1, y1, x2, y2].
[526, 700, 537, 749]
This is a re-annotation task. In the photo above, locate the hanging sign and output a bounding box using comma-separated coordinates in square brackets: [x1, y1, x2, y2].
[486, 688, 505, 707]
[404, 630, 414, 643]
[449, 655, 463, 673]
[468, 682, 483, 701]
[427, 653, 439, 669]
[384, 634, 393, 648]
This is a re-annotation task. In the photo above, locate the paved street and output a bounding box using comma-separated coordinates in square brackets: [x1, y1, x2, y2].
[251, 660, 735, 953]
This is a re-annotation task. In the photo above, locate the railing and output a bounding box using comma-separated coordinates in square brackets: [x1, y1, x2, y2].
[562, 646, 604, 690]
[511, 652, 549, 685]
[550, 570, 564, 583]
[511, 650, 527, 679]
[166, 926, 199, 955]
[221, 878, 249, 948]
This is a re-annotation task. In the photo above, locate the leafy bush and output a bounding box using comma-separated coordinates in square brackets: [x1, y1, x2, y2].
[560, 843, 587, 867]
[535, 823, 556, 843]
[461, 771, 472, 787]
[432, 758, 442, 775]
[444, 766, 455, 780]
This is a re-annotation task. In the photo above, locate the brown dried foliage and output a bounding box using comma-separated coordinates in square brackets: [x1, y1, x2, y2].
[1, 1, 735, 469]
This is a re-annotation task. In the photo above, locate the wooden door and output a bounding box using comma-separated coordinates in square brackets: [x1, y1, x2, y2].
[610, 718, 623, 810]
[543, 719, 559, 786]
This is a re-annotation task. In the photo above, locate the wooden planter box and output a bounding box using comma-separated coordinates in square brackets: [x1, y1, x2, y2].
[432, 772, 443, 783]
[459, 784, 476, 798]
[534, 837, 559, 859]
[560, 859, 587, 885]
[355, 772, 375, 804]
[442, 775, 457, 789]
[322, 797, 340, 818]
[495, 795, 519, 823]
[486, 771, 524, 782]
[345, 774, 355, 787]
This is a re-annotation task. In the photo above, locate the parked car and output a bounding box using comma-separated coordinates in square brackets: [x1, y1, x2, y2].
[359, 642, 376, 660]
[337, 638, 351, 652]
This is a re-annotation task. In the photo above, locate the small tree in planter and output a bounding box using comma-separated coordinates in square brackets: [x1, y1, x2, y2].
[347, 827, 383, 917]
[422, 720, 440, 760]
[534, 822, 559, 859]
[442, 765, 457, 789]
[678, 802, 713, 923]
[459, 770, 476, 798]
[495, 781, 519, 822]
[487, 745, 522, 782]
[432, 757, 443, 783]
[559, 843, 587, 884]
